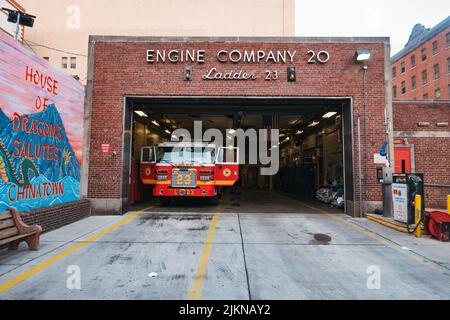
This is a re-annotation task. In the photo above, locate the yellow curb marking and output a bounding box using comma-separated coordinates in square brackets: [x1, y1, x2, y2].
[0, 206, 154, 293]
[186, 209, 220, 300]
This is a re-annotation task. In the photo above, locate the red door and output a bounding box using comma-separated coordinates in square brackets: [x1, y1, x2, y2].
[394, 147, 412, 173]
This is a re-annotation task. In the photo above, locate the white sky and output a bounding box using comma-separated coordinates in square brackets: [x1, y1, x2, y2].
[295, 0, 450, 56]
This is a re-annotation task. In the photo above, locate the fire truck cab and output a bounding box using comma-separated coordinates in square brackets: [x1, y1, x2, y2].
[140, 142, 239, 206]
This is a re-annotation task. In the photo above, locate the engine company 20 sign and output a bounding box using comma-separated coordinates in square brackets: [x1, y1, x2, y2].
[146, 48, 331, 80]
[0, 31, 85, 212]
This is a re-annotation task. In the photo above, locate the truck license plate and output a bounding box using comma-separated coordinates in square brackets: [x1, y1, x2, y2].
[172, 169, 197, 188]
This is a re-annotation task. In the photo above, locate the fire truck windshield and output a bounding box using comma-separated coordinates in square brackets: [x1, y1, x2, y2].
[157, 147, 215, 165]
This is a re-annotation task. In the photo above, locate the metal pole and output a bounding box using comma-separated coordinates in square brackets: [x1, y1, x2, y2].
[414, 195, 422, 238]
[14, 12, 20, 40]
[357, 116, 363, 218]
[362, 67, 369, 200]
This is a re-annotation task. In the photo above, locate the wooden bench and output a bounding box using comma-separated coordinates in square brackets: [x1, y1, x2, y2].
[0, 208, 42, 251]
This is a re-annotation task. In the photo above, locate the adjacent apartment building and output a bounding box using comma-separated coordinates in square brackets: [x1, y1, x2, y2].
[18, 0, 295, 83]
[391, 16, 450, 209]
[391, 16, 450, 100]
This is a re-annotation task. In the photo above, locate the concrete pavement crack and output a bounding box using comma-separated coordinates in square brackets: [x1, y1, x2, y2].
[237, 213, 252, 300]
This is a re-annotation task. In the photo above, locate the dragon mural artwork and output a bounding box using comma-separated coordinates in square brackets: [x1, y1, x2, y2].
[0, 31, 84, 212]
[0, 142, 40, 186]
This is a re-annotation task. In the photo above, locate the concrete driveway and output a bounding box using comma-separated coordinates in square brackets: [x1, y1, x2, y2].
[1, 190, 450, 300]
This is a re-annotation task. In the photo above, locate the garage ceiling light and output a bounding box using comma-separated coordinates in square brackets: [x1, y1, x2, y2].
[134, 111, 147, 118]
[355, 49, 371, 62]
[165, 129, 171, 135]
[152, 120, 160, 127]
[322, 112, 337, 119]
[308, 121, 320, 127]
[295, 130, 304, 135]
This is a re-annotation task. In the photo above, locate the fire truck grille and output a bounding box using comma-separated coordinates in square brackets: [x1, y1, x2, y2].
[172, 169, 197, 188]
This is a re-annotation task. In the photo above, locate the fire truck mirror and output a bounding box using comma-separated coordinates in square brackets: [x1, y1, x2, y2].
[141, 147, 156, 164]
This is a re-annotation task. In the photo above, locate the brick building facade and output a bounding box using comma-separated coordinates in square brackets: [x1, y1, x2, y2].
[391, 17, 450, 100]
[393, 100, 450, 208]
[83, 36, 392, 217]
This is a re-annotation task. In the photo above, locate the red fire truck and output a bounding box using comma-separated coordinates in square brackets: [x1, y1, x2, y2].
[140, 142, 239, 206]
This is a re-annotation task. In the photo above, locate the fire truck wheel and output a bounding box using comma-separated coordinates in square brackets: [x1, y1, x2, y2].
[209, 195, 220, 206]
[160, 198, 172, 207]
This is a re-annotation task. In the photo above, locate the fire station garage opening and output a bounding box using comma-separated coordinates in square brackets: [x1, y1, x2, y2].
[125, 97, 354, 214]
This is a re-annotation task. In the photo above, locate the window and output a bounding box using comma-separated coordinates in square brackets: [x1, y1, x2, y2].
[448, 84, 450, 99]
[61, 57, 68, 69]
[401, 61, 406, 73]
[446, 32, 450, 48]
[410, 55, 416, 68]
[434, 88, 441, 100]
[411, 76, 416, 90]
[421, 48, 427, 61]
[392, 66, 397, 78]
[43, 57, 49, 61]
[70, 57, 77, 69]
[423, 93, 429, 100]
[433, 64, 440, 80]
[447, 57, 450, 74]
[393, 85, 397, 98]
[422, 70, 428, 85]
[401, 81, 406, 95]
[432, 41, 438, 55]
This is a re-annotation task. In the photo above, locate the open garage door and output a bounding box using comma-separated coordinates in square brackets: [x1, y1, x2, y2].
[123, 97, 354, 214]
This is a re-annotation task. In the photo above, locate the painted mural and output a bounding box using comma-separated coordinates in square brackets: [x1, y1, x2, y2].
[0, 31, 84, 212]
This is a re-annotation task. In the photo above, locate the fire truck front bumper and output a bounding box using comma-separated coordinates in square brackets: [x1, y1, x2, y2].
[153, 184, 216, 197]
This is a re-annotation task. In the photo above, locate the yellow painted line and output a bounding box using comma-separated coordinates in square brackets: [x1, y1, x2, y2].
[186, 210, 220, 300]
[294, 199, 445, 274]
[0, 206, 154, 294]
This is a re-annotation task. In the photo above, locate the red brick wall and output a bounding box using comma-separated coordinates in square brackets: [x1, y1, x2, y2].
[391, 26, 450, 100]
[393, 101, 450, 208]
[87, 38, 389, 210]
[21, 200, 91, 233]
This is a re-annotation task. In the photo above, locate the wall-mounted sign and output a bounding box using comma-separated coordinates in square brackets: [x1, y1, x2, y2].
[373, 153, 388, 165]
[101, 144, 111, 154]
[146, 48, 330, 82]
[147, 48, 330, 65]
[0, 32, 84, 212]
[392, 183, 408, 223]
[147, 49, 330, 82]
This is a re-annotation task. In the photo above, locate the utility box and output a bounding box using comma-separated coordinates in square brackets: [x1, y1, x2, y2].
[392, 173, 424, 224]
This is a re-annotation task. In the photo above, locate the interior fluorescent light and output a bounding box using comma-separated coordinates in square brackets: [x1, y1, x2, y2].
[322, 112, 337, 119]
[295, 130, 304, 135]
[165, 129, 171, 135]
[134, 111, 148, 118]
[308, 121, 320, 127]
[152, 120, 160, 127]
